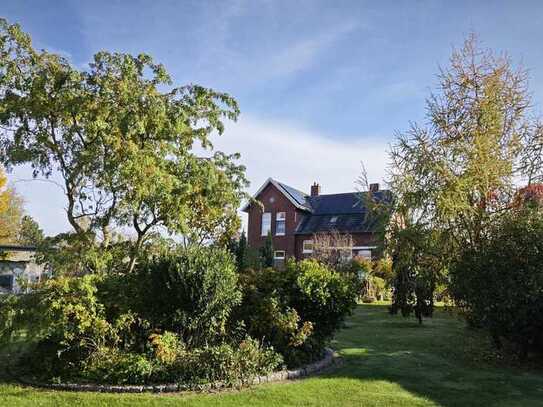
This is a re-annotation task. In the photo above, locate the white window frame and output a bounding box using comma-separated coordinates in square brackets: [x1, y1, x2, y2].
[261, 212, 271, 236]
[352, 246, 376, 259]
[274, 250, 286, 260]
[303, 240, 314, 254]
[275, 212, 286, 236]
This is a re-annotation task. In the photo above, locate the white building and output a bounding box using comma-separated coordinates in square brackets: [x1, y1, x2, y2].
[0, 245, 46, 294]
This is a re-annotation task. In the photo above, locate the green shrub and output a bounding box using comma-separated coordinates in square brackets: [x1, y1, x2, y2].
[451, 207, 543, 358]
[0, 274, 116, 378]
[235, 260, 357, 367]
[373, 257, 394, 286]
[84, 347, 156, 384]
[179, 338, 282, 387]
[83, 337, 281, 387]
[293, 260, 357, 342]
[149, 331, 184, 365]
[349, 256, 373, 276]
[1, 248, 349, 385]
[126, 247, 242, 348]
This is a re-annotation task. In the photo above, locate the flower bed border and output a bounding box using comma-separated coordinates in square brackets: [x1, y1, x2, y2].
[16, 348, 340, 393]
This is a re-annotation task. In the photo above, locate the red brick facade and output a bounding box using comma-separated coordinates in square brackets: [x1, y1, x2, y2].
[245, 181, 379, 261]
[246, 182, 305, 259]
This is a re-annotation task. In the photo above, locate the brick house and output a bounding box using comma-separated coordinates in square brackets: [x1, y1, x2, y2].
[242, 178, 390, 264]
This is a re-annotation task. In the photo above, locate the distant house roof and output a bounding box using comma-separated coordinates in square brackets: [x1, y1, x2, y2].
[0, 245, 37, 252]
[296, 190, 391, 235]
[242, 178, 391, 235]
[0, 244, 38, 262]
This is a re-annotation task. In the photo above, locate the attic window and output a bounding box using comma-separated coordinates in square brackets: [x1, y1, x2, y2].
[330, 216, 338, 223]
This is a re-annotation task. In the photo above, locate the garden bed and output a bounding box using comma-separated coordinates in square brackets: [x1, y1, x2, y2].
[15, 348, 339, 393]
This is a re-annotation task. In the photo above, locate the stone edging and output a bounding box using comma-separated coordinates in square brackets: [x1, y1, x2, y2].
[16, 348, 340, 393]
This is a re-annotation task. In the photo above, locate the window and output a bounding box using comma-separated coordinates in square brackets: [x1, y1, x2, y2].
[303, 240, 313, 254]
[357, 249, 372, 259]
[261, 212, 271, 236]
[0, 275, 13, 292]
[274, 250, 285, 260]
[276, 212, 286, 236]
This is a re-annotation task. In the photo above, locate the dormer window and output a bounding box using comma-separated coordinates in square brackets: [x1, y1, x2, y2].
[276, 212, 286, 236]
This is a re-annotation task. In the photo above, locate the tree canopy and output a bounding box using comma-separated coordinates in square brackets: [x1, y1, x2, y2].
[0, 166, 23, 244]
[386, 35, 543, 320]
[389, 35, 540, 251]
[0, 18, 248, 271]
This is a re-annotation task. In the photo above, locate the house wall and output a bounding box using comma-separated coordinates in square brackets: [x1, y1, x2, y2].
[294, 232, 378, 260]
[246, 183, 305, 259]
[0, 259, 44, 294]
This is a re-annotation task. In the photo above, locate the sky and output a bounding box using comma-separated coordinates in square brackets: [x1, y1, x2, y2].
[3, 0, 543, 235]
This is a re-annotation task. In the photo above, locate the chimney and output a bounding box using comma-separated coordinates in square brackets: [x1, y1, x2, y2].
[369, 183, 380, 193]
[311, 182, 321, 197]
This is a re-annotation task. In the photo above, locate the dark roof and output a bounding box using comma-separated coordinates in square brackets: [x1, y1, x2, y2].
[0, 244, 37, 252]
[307, 192, 360, 214]
[307, 190, 391, 215]
[286, 186, 392, 235]
[294, 191, 390, 235]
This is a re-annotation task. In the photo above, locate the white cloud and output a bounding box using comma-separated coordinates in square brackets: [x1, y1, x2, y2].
[265, 22, 358, 77]
[212, 115, 389, 230]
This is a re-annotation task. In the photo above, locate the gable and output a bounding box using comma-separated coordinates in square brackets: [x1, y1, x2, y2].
[242, 178, 311, 212]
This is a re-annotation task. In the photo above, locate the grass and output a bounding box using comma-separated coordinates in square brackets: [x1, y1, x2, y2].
[1, 304, 543, 406]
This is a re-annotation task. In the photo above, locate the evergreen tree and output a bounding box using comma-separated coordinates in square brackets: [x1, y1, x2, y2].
[260, 231, 274, 268]
[17, 215, 44, 246]
[236, 230, 248, 270]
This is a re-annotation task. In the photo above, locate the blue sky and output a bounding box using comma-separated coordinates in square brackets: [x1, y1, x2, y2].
[3, 0, 543, 235]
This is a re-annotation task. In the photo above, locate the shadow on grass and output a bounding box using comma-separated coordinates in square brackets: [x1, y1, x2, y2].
[324, 304, 543, 407]
[1, 305, 542, 407]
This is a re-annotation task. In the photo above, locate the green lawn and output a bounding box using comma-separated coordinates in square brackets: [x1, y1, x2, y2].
[1, 304, 543, 406]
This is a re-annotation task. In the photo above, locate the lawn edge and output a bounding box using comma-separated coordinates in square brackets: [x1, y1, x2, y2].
[12, 348, 341, 394]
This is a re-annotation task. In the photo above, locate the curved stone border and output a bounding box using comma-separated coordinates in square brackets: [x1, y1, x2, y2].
[15, 348, 340, 393]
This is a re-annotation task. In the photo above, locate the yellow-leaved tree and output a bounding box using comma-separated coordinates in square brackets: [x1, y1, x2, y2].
[0, 167, 23, 243]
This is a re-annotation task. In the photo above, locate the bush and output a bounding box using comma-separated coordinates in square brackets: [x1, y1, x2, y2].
[346, 257, 391, 301]
[179, 338, 282, 387]
[0, 274, 116, 378]
[84, 348, 156, 384]
[83, 336, 282, 386]
[1, 248, 351, 385]
[235, 260, 357, 367]
[373, 257, 394, 286]
[451, 207, 543, 358]
[293, 260, 357, 342]
[118, 246, 242, 348]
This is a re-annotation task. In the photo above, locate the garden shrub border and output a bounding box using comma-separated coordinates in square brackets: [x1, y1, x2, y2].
[15, 348, 340, 393]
